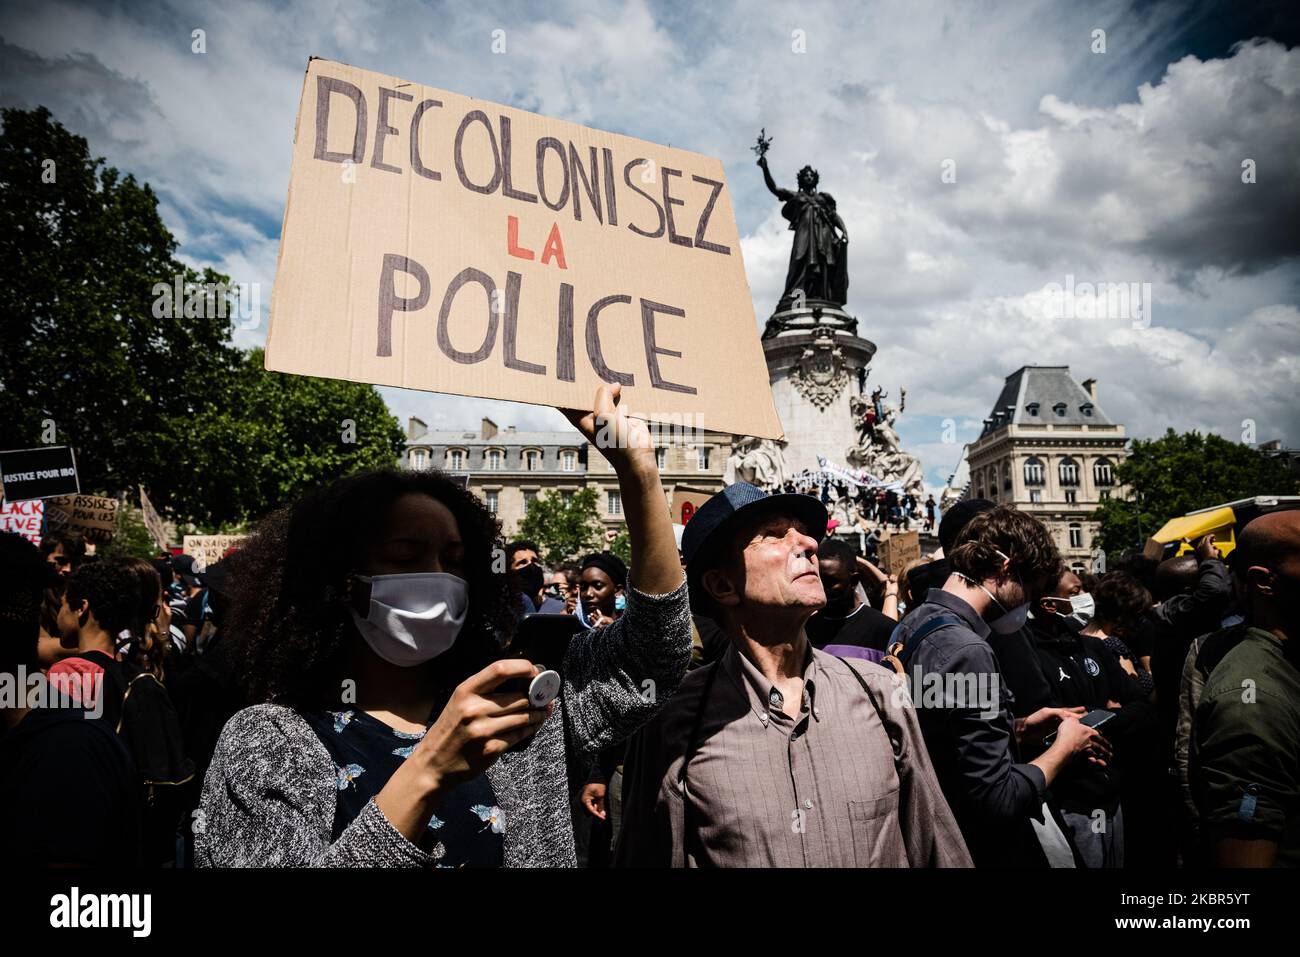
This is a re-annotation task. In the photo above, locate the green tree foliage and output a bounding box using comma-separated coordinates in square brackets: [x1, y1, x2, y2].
[100, 502, 163, 561]
[1091, 429, 1298, 555]
[516, 486, 607, 566]
[0, 107, 404, 527]
[168, 348, 405, 526]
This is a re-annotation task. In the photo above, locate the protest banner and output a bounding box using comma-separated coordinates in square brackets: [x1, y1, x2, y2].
[671, 486, 714, 525]
[0, 446, 79, 502]
[139, 486, 169, 551]
[45, 494, 119, 546]
[877, 529, 921, 575]
[0, 499, 45, 544]
[182, 535, 249, 571]
[265, 58, 782, 440]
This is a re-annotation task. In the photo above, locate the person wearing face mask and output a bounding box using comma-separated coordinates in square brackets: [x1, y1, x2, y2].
[616, 483, 970, 867]
[577, 552, 626, 628]
[196, 384, 690, 868]
[888, 505, 1110, 868]
[1025, 568, 1155, 867]
[1192, 509, 1300, 868]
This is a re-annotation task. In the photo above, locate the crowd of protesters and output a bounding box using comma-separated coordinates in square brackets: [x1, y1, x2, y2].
[2, 386, 1296, 869]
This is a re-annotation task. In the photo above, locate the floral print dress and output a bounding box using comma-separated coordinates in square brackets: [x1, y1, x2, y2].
[302, 709, 504, 867]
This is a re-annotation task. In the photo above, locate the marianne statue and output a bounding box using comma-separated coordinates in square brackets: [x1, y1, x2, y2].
[754, 129, 850, 313]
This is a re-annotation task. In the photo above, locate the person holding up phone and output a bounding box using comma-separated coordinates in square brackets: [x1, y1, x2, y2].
[196, 384, 690, 868]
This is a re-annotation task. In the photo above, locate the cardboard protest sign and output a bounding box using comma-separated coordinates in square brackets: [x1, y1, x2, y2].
[671, 486, 714, 525]
[0, 446, 79, 502]
[265, 58, 782, 440]
[182, 535, 249, 571]
[139, 486, 169, 551]
[0, 499, 45, 544]
[45, 494, 119, 546]
[877, 529, 920, 575]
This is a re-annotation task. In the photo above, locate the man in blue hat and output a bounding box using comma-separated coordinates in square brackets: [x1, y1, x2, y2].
[614, 483, 970, 867]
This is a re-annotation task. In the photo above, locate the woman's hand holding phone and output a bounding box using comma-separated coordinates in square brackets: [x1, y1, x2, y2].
[417, 659, 553, 789]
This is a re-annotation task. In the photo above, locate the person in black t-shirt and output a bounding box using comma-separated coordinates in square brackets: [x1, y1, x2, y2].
[0, 532, 140, 867]
[1026, 567, 1155, 867]
[805, 537, 897, 658]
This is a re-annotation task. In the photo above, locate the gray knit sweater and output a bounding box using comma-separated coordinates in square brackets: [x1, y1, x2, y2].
[195, 577, 691, 867]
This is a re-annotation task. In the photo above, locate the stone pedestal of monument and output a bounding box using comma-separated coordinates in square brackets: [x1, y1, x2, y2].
[762, 306, 876, 479]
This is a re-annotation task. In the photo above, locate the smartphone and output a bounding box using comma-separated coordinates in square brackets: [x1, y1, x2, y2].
[499, 613, 583, 707]
[1042, 708, 1115, 747]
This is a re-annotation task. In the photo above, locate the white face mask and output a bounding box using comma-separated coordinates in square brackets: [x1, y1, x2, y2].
[349, 573, 468, 667]
[968, 549, 1030, 634]
[1062, 592, 1095, 628]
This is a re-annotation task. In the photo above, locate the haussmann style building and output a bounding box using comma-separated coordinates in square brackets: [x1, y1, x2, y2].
[401, 416, 731, 540]
[965, 366, 1128, 572]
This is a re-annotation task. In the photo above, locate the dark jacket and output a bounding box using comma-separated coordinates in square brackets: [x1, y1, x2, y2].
[1026, 614, 1155, 813]
[892, 589, 1050, 868]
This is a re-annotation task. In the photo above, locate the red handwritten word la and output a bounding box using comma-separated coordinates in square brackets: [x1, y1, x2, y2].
[507, 216, 567, 269]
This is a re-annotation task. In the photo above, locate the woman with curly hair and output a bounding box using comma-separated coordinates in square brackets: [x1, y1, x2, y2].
[196, 385, 690, 868]
[1082, 572, 1155, 695]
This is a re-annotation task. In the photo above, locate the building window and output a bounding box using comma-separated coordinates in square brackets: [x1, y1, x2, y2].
[485, 490, 499, 514]
[656, 447, 666, 470]
[697, 447, 711, 471]
[1026, 402, 1040, 416]
[1059, 457, 1079, 486]
[1053, 402, 1067, 417]
[410, 449, 428, 470]
[1030, 489, 1042, 503]
[486, 449, 503, 470]
[989, 464, 998, 489]
[607, 490, 622, 516]
[1065, 490, 1077, 504]
[523, 449, 541, 471]
[447, 449, 465, 470]
[1093, 457, 1114, 486]
[1024, 457, 1044, 485]
[562, 450, 576, 472]
[1100, 490, 1111, 501]
[561, 490, 574, 505]
[1069, 523, 1083, 548]
[523, 490, 537, 514]
[1071, 562, 1086, 574]
[1080, 403, 1094, 417]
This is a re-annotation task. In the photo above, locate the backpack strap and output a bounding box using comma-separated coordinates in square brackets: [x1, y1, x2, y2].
[833, 655, 909, 767]
[881, 612, 964, 675]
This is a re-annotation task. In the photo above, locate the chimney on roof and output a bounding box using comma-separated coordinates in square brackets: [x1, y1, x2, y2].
[507, 425, 517, 433]
[1082, 378, 1098, 402]
[481, 417, 497, 440]
[407, 416, 427, 441]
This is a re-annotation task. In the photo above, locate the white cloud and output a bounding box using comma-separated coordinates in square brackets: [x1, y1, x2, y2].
[2, 0, 1296, 475]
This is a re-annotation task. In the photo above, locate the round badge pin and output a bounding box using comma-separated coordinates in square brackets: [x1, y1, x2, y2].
[528, 669, 561, 708]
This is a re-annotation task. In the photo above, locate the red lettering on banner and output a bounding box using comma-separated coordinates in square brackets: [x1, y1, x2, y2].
[506, 216, 535, 261]
[540, 223, 567, 269]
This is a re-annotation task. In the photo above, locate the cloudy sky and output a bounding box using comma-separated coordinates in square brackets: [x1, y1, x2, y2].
[2, 0, 1297, 490]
